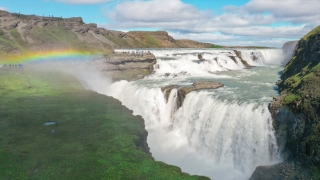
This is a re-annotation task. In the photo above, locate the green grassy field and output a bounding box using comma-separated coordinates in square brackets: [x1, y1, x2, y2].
[0, 67, 208, 180]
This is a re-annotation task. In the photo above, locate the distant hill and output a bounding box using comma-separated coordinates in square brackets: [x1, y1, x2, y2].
[0, 10, 221, 58]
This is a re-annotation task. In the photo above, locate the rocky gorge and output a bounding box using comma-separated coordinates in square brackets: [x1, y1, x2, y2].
[250, 26, 320, 179]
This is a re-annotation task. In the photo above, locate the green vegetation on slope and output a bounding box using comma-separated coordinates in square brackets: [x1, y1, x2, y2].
[209, 44, 223, 48]
[280, 26, 320, 111]
[32, 24, 82, 48]
[144, 35, 161, 47]
[302, 25, 320, 41]
[0, 29, 27, 54]
[30, 24, 111, 53]
[0, 67, 208, 180]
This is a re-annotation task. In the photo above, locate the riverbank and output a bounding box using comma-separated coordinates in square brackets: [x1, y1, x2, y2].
[0, 67, 208, 180]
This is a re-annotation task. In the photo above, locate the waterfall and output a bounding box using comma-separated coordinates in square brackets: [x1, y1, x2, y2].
[84, 48, 288, 179]
[106, 79, 280, 180]
[116, 49, 292, 78]
[240, 49, 287, 66]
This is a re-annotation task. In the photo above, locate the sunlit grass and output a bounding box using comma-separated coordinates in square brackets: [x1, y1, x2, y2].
[0, 68, 208, 180]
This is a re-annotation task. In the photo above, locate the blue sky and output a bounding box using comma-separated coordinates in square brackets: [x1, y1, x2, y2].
[0, 0, 319, 47]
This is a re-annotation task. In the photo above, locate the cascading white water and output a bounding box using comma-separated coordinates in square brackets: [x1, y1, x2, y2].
[104, 48, 291, 179]
[20, 48, 289, 179]
[240, 49, 286, 66]
[117, 49, 288, 78]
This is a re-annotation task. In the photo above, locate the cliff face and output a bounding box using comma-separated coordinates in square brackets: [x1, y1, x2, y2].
[0, 10, 220, 57]
[277, 26, 320, 165]
[250, 26, 320, 179]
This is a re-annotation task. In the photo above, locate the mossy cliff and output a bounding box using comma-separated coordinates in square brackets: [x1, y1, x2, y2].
[250, 26, 320, 179]
[0, 67, 209, 180]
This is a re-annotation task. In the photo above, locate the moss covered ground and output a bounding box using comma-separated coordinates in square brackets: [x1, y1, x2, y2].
[0, 67, 208, 180]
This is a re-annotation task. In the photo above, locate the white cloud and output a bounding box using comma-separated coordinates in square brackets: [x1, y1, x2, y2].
[0, 6, 8, 11]
[243, 0, 319, 17]
[219, 25, 309, 38]
[226, 0, 320, 26]
[56, 0, 113, 4]
[169, 32, 236, 42]
[103, 0, 319, 47]
[169, 31, 297, 48]
[211, 13, 274, 27]
[108, 0, 211, 22]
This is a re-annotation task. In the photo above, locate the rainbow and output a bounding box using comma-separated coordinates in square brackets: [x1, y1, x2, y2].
[0, 49, 103, 64]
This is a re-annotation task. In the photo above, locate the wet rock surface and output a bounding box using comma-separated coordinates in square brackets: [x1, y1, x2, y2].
[234, 50, 252, 68]
[249, 162, 313, 180]
[161, 81, 224, 108]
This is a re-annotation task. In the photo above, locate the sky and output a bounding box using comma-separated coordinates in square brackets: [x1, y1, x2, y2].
[0, 0, 319, 47]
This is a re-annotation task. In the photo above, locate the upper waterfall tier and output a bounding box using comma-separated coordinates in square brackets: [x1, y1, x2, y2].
[115, 49, 293, 77]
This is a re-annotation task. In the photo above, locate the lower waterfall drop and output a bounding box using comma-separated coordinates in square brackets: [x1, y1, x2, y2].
[104, 48, 288, 179]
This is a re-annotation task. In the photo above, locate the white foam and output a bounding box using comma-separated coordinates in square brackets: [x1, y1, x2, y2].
[106, 80, 280, 180]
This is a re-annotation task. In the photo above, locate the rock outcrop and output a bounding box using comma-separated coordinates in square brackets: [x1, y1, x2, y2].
[234, 50, 252, 68]
[250, 26, 320, 179]
[93, 52, 157, 81]
[249, 162, 312, 180]
[161, 81, 224, 108]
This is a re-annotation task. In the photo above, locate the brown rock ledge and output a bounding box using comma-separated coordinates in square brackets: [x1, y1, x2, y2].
[161, 81, 224, 109]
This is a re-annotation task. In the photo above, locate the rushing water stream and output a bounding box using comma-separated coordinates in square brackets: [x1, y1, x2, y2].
[105, 49, 287, 179]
